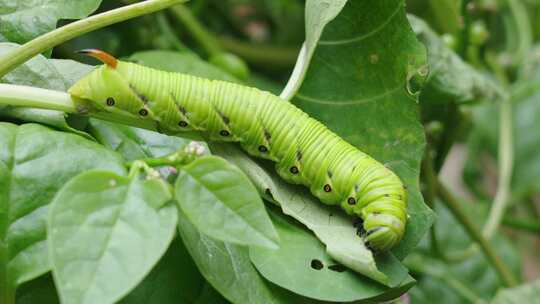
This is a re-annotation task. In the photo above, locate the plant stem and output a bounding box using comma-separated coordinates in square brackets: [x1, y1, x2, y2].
[126, 150, 200, 168]
[218, 37, 299, 69]
[483, 97, 513, 238]
[421, 152, 446, 259]
[458, 0, 472, 58]
[0, 84, 157, 131]
[0, 85, 76, 113]
[0, 0, 188, 78]
[435, 175, 518, 287]
[503, 217, 540, 233]
[169, 5, 221, 56]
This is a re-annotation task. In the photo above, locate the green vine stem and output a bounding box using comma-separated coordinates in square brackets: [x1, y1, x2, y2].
[218, 36, 299, 69]
[169, 4, 222, 56]
[0, 0, 188, 78]
[168, 4, 298, 68]
[431, 166, 518, 287]
[483, 97, 514, 238]
[0, 84, 157, 131]
[421, 152, 446, 259]
[126, 145, 204, 169]
[503, 217, 540, 234]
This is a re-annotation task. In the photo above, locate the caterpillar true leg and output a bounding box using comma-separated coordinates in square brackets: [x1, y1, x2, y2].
[71, 50, 408, 252]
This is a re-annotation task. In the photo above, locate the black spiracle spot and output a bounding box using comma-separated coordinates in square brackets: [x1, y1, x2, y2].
[347, 197, 356, 205]
[220, 130, 230, 137]
[323, 184, 332, 192]
[310, 259, 324, 270]
[178, 121, 188, 127]
[258, 145, 268, 153]
[328, 264, 347, 273]
[106, 97, 115, 106]
[289, 166, 299, 174]
[139, 108, 149, 116]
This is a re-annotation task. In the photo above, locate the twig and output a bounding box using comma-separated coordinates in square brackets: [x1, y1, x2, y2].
[0, 0, 188, 78]
[434, 172, 518, 287]
[168, 4, 221, 56]
[503, 217, 540, 234]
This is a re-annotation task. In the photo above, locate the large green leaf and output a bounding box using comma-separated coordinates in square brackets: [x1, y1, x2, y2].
[48, 170, 177, 304]
[0, 0, 102, 45]
[0, 43, 93, 137]
[250, 210, 414, 302]
[291, 0, 433, 259]
[175, 156, 278, 249]
[177, 209, 288, 304]
[0, 122, 125, 298]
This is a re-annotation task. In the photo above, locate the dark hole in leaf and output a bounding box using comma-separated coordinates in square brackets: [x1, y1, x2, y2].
[310, 259, 324, 270]
[328, 264, 347, 273]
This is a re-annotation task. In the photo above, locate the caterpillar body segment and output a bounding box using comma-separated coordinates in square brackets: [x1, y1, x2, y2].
[69, 55, 408, 252]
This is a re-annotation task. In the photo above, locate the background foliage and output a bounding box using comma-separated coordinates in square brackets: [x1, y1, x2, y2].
[0, 0, 539, 303]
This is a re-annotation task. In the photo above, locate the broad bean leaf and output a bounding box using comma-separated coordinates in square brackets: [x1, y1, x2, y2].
[0, 123, 125, 293]
[0, 43, 93, 138]
[291, 0, 433, 260]
[119, 237, 205, 304]
[175, 156, 278, 249]
[408, 202, 521, 303]
[177, 209, 288, 304]
[408, 15, 504, 105]
[210, 143, 408, 287]
[492, 279, 540, 304]
[0, 0, 102, 45]
[49, 171, 177, 304]
[250, 210, 415, 302]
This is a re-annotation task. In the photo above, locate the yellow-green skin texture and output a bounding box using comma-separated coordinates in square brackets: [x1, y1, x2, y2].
[69, 62, 408, 251]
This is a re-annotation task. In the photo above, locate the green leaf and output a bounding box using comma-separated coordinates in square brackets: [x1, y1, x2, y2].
[49, 171, 177, 304]
[210, 143, 409, 286]
[175, 156, 278, 249]
[0, 43, 93, 138]
[0, 0, 102, 45]
[492, 279, 540, 304]
[0, 122, 125, 299]
[290, 0, 433, 259]
[250, 210, 414, 302]
[119, 237, 205, 304]
[177, 209, 288, 304]
[408, 15, 504, 105]
[88, 119, 191, 161]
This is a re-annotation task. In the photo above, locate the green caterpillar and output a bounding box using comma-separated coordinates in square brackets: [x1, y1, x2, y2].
[69, 49, 407, 252]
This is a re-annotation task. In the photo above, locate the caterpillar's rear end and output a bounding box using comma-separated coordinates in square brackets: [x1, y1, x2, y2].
[69, 53, 408, 252]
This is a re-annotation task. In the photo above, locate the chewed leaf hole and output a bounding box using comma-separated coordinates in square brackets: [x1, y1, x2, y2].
[310, 259, 324, 270]
[328, 264, 347, 273]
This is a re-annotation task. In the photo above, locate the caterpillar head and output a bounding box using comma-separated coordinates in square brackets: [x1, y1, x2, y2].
[68, 49, 146, 118]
